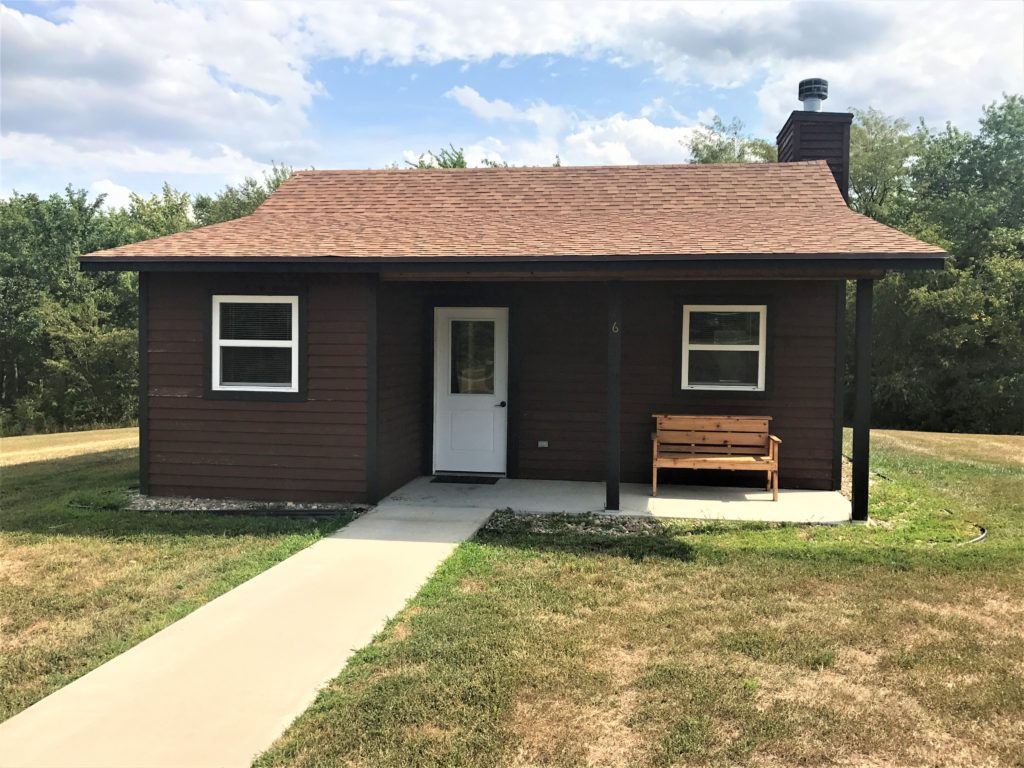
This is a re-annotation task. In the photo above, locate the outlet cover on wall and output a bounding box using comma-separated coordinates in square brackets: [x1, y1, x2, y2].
[537, 440, 549, 448]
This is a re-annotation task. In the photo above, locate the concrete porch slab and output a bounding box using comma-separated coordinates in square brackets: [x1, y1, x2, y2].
[387, 477, 851, 524]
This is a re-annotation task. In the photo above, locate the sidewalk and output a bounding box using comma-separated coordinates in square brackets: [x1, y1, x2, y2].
[0, 502, 492, 768]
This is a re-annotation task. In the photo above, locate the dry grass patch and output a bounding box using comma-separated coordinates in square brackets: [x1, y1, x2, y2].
[874, 429, 1024, 467]
[0, 448, 351, 721]
[258, 433, 1024, 768]
[0, 427, 139, 466]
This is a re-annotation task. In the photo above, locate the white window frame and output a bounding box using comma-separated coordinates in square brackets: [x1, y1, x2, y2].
[681, 304, 767, 391]
[211, 295, 299, 393]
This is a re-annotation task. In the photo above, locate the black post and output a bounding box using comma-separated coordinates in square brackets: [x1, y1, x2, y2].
[852, 278, 873, 521]
[831, 281, 846, 491]
[606, 283, 622, 511]
[365, 276, 379, 504]
[137, 271, 150, 496]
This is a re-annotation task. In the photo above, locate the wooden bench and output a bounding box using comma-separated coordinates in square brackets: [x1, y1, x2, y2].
[652, 415, 781, 500]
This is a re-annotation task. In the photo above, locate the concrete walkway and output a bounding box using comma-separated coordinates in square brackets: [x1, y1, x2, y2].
[0, 502, 492, 768]
[390, 477, 851, 524]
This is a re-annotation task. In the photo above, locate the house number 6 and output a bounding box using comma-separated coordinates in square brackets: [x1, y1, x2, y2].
[612, 321, 620, 333]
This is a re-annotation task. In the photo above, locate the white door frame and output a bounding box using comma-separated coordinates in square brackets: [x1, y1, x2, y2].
[432, 307, 509, 474]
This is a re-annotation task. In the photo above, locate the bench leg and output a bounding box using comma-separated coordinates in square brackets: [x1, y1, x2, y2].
[766, 471, 772, 492]
[772, 470, 779, 502]
[652, 465, 658, 497]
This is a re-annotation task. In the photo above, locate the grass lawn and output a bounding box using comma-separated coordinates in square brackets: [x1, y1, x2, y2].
[0, 448, 353, 722]
[0, 427, 139, 466]
[258, 432, 1024, 768]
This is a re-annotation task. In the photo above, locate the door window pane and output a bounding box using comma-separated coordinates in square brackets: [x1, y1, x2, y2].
[689, 311, 760, 345]
[450, 320, 494, 394]
[688, 350, 759, 387]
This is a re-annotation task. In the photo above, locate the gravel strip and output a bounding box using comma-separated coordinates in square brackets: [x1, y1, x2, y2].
[128, 491, 364, 517]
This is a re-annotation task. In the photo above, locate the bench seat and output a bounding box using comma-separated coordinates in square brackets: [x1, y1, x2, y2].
[652, 415, 781, 500]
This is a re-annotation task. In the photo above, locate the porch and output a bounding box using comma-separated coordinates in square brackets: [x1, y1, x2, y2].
[383, 476, 851, 524]
[375, 277, 864, 516]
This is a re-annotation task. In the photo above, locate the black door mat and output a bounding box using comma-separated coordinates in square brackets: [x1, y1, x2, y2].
[431, 475, 501, 485]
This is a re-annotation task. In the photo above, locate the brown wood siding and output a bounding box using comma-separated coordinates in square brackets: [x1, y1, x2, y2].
[145, 272, 371, 503]
[394, 280, 839, 491]
[515, 284, 608, 480]
[510, 281, 838, 489]
[376, 282, 427, 496]
[620, 281, 839, 489]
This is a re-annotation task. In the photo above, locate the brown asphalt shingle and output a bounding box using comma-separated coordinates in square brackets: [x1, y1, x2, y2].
[82, 161, 945, 260]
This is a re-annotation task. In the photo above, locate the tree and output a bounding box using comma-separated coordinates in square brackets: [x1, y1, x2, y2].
[407, 144, 468, 169]
[0, 167, 297, 435]
[848, 108, 921, 223]
[687, 116, 777, 164]
[852, 95, 1024, 433]
[405, 145, 560, 169]
[193, 164, 293, 226]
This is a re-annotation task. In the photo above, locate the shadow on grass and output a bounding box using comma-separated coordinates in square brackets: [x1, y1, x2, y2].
[472, 510, 1010, 572]
[1, 449, 351, 539]
[475, 511, 697, 562]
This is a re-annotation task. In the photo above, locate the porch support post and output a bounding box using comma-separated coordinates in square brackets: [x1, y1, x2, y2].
[852, 278, 873, 522]
[606, 282, 622, 511]
[137, 271, 150, 496]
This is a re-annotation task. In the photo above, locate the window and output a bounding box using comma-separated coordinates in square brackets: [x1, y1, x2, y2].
[450, 320, 495, 394]
[682, 305, 766, 391]
[212, 295, 299, 393]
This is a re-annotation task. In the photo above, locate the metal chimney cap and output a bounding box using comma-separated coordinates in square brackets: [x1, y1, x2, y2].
[798, 78, 828, 111]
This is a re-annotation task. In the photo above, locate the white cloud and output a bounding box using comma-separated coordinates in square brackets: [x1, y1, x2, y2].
[1, 0, 1020, 191]
[1, 132, 269, 180]
[89, 179, 134, 210]
[443, 86, 700, 165]
[564, 115, 697, 165]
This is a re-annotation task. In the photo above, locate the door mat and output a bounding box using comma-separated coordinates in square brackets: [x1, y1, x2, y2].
[431, 475, 501, 485]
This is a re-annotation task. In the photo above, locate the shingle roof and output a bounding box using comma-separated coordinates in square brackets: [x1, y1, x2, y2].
[82, 161, 944, 261]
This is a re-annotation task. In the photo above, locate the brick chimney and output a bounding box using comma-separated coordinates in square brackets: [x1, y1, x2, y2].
[776, 78, 853, 202]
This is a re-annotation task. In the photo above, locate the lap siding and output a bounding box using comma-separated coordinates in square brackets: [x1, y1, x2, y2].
[376, 282, 427, 497]
[145, 273, 371, 503]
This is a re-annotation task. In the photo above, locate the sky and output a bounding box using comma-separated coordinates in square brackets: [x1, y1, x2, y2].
[1, 0, 1022, 209]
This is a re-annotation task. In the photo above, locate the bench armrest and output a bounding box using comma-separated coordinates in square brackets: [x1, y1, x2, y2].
[769, 435, 782, 444]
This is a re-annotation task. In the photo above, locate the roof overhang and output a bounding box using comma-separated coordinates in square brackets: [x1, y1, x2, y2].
[80, 253, 947, 277]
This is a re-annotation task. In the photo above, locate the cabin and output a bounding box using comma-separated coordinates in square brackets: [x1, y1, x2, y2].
[81, 82, 945, 521]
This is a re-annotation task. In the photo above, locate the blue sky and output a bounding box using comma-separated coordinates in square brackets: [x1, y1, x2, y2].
[2, 1, 1021, 208]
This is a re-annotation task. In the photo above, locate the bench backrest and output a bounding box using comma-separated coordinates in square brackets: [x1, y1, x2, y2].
[653, 415, 771, 456]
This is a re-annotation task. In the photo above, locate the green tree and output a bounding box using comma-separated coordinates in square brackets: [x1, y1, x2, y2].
[1, 167, 298, 435]
[853, 95, 1024, 433]
[405, 146, 560, 169]
[407, 144, 468, 168]
[193, 164, 293, 226]
[687, 116, 778, 164]
[848, 108, 922, 223]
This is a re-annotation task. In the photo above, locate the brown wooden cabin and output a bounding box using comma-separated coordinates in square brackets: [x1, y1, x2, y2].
[81, 105, 945, 521]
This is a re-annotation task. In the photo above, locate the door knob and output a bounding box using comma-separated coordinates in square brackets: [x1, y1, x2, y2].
[496, 401, 507, 408]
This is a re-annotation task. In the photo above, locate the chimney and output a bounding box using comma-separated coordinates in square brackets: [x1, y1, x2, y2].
[776, 78, 853, 202]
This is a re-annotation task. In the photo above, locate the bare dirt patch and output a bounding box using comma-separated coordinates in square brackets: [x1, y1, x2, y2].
[509, 690, 646, 768]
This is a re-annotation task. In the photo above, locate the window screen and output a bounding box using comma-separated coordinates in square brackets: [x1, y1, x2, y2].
[212, 296, 299, 393]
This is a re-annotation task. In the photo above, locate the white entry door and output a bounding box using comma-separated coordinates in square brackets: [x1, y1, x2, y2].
[433, 307, 509, 474]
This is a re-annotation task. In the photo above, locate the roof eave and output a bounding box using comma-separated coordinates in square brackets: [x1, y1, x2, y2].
[79, 252, 948, 273]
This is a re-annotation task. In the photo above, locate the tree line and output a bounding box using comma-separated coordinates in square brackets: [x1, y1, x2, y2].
[1, 97, 1020, 436]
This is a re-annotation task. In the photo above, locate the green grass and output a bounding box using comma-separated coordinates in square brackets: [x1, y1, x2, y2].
[257, 432, 1024, 768]
[0, 449, 353, 721]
